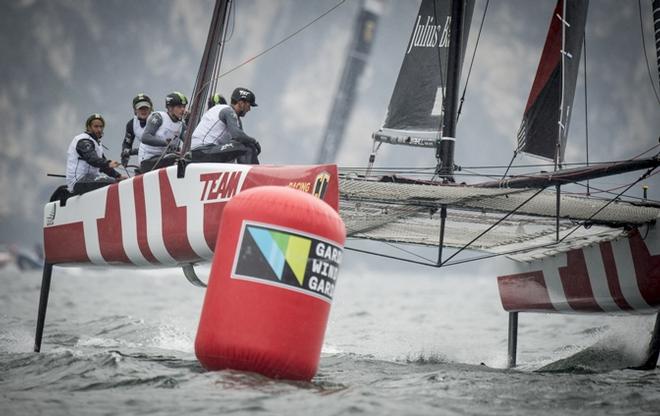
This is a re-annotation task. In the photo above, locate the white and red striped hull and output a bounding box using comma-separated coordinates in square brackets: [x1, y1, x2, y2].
[498, 225, 660, 314]
[43, 163, 338, 267]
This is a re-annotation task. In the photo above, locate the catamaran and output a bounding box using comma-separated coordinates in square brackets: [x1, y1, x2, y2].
[37, 0, 660, 370]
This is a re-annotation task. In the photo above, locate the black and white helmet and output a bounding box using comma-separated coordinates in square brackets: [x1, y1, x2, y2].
[230, 87, 258, 106]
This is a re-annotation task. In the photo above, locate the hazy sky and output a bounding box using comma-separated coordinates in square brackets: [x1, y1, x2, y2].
[0, 0, 658, 270]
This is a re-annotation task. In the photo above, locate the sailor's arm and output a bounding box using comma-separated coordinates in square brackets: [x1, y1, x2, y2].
[140, 112, 167, 147]
[121, 120, 136, 165]
[219, 107, 260, 153]
[76, 139, 122, 178]
[122, 120, 135, 152]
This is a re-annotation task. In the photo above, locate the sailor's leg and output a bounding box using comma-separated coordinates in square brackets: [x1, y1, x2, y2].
[34, 263, 53, 352]
[236, 145, 259, 165]
[507, 312, 518, 368]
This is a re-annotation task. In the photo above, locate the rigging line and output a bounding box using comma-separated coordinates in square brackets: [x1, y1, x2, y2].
[346, 238, 437, 264]
[555, 0, 567, 171]
[340, 156, 660, 172]
[500, 151, 517, 182]
[631, 143, 660, 160]
[460, 167, 500, 180]
[345, 236, 568, 269]
[344, 246, 437, 268]
[211, 0, 233, 93]
[216, 0, 346, 80]
[456, 0, 489, 123]
[210, 0, 232, 94]
[440, 188, 546, 266]
[568, 171, 660, 201]
[638, 0, 660, 105]
[583, 27, 590, 195]
[557, 165, 659, 245]
[224, 0, 237, 43]
[186, 0, 347, 108]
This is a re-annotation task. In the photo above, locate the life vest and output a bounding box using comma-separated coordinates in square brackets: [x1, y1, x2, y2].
[191, 104, 232, 149]
[132, 115, 147, 142]
[65, 132, 103, 192]
[138, 111, 183, 162]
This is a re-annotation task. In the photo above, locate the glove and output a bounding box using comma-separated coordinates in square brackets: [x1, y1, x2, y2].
[253, 140, 261, 155]
[167, 138, 181, 152]
[121, 148, 131, 166]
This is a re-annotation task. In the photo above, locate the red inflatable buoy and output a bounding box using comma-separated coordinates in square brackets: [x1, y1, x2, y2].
[195, 186, 345, 380]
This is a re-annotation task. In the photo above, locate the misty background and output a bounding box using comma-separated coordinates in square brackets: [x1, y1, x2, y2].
[0, 0, 658, 269]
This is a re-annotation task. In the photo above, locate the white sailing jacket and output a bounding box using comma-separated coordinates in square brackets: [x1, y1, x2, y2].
[138, 111, 184, 162]
[190, 104, 231, 149]
[65, 133, 104, 192]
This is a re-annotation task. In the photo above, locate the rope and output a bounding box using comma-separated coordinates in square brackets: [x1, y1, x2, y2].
[583, 28, 590, 195]
[639, 0, 660, 105]
[557, 166, 659, 245]
[215, 0, 346, 80]
[456, 0, 489, 123]
[185, 0, 347, 112]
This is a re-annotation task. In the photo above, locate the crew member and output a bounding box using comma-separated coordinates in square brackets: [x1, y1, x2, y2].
[121, 93, 153, 167]
[190, 87, 260, 164]
[138, 91, 187, 172]
[66, 114, 126, 195]
[207, 93, 227, 110]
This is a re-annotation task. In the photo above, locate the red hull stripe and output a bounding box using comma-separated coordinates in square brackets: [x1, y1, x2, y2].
[600, 241, 633, 311]
[132, 175, 159, 264]
[159, 169, 197, 262]
[628, 230, 660, 307]
[559, 249, 603, 312]
[497, 271, 555, 312]
[44, 222, 89, 264]
[498, 227, 660, 314]
[97, 183, 131, 264]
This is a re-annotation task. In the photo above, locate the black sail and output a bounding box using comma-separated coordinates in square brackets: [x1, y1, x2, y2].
[373, 0, 474, 148]
[516, 0, 588, 163]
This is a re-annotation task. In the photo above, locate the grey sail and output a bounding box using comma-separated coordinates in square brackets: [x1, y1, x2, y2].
[317, 0, 383, 163]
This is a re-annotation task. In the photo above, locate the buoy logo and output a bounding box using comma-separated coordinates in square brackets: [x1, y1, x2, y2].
[232, 222, 342, 302]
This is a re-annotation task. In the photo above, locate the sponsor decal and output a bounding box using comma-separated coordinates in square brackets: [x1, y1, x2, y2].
[288, 181, 311, 193]
[232, 222, 342, 302]
[200, 171, 243, 201]
[406, 15, 451, 54]
[312, 172, 331, 199]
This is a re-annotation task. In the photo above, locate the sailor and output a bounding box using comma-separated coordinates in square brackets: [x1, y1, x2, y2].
[120, 93, 153, 167]
[138, 91, 188, 172]
[190, 87, 261, 164]
[65, 113, 126, 195]
[207, 93, 227, 110]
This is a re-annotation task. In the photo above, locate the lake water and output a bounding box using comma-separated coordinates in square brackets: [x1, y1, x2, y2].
[1, 256, 659, 415]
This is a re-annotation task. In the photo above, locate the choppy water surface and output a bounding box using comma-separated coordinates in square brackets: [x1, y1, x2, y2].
[1, 260, 658, 415]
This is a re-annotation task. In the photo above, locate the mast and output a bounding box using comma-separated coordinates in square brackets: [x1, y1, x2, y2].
[316, 0, 383, 164]
[436, 0, 465, 180]
[182, 0, 231, 155]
